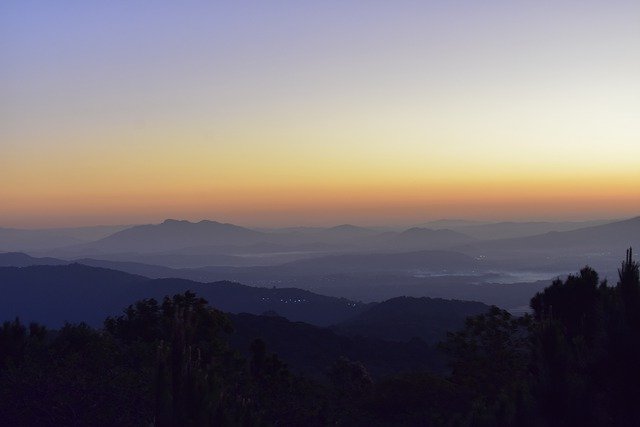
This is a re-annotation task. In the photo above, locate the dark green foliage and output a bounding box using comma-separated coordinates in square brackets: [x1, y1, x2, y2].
[0, 321, 151, 425]
[0, 292, 324, 426]
[441, 307, 534, 426]
[527, 250, 640, 427]
[327, 357, 373, 421]
[228, 312, 443, 379]
[530, 267, 603, 340]
[358, 373, 466, 426]
[247, 338, 327, 426]
[1, 249, 640, 426]
[104, 292, 239, 426]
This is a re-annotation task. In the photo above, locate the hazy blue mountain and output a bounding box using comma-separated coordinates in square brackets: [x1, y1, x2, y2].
[176, 241, 339, 255]
[2, 249, 266, 269]
[51, 246, 332, 269]
[77, 220, 379, 254]
[40, 219, 483, 265]
[276, 250, 478, 274]
[415, 219, 490, 229]
[0, 228, 82, 251]
[332, 296, 490, 344]
[73, 219, 265, 253]
[0, 264, 367, 327]
[0, 251, 552, 310]
[383, 227, 477, 250]
[45, 220, 364, 263]
[309, 224, 379, 241]
[266, 224, 376, 236]
[0, 225, 134, 252]
[451, 219, 614, 240]
[0, 250, 478, 283]
[0, 252, 68, 267]
[0, 252, 218, 276]
[460, 216, 640, 255]
[78, 251, 279, 268]
[158, 250, 481, 288]
[43, 224, 136, 241]
[255, 223, 385, 248]
[414, 219, 614, 240]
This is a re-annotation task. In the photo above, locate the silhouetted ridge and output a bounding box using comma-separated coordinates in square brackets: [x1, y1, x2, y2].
[328, 224, 372, 233]
[0, 252, 67, 267]
[460, 215, 640, 254]
[79, 219, 264, 253]
[0, 264, 366, 327]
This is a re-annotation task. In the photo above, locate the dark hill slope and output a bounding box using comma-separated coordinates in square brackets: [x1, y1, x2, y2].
[0, 264, 148, 326]
[227, 313, 444, 379]
[333, 296, 490, 344]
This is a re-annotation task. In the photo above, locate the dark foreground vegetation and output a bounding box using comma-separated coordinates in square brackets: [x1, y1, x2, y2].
[1, 250, 639, 426]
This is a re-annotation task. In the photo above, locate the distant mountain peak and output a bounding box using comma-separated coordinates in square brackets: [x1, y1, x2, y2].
[159, 219, 234, 228]
[162, 219, 189, 225]
[402, 227, 441, 234]
[329, 224, 371, 232]
[73, 218, 263, 254]
[198, 219, 218, 224]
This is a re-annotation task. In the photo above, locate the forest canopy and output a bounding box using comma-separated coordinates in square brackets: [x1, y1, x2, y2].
[0, 250, 638, 426]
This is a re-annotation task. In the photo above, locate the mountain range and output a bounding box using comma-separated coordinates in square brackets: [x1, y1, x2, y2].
[460, 216, 640, 257]
[0, 261, 497, 379]
[0, 251, 595, 310]
[420, 219, 614, 240]
[0, 225, 132, 252]
[5, 217, 636, 273]
[0, 264, 366, 327]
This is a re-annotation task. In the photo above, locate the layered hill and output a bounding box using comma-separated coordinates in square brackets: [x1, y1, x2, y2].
[459, 216, 640, 255]
[0, 225, 133, 252]
[385, 228, 477, 250]
[0, 250, 478, 279]
[0, 252, 68, 267]
[0, 264, 367, 327]
[0, 252, 546, 308]
[274, 249, 478, 275]
[41, 219, 479, 265]
[76, 219, 265, 253]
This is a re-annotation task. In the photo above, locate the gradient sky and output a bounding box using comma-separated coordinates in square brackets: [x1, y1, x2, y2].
[1, 1, 639, 228]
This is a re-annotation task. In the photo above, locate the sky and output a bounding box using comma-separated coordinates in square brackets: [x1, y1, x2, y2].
[1, 1, 639, 228]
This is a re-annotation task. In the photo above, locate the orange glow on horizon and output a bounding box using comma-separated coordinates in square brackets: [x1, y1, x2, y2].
[2, 168, 638, 228]
[2, 2, 639, 228]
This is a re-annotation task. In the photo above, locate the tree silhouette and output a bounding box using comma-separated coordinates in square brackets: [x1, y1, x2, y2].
[3, 251, 640, 426]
